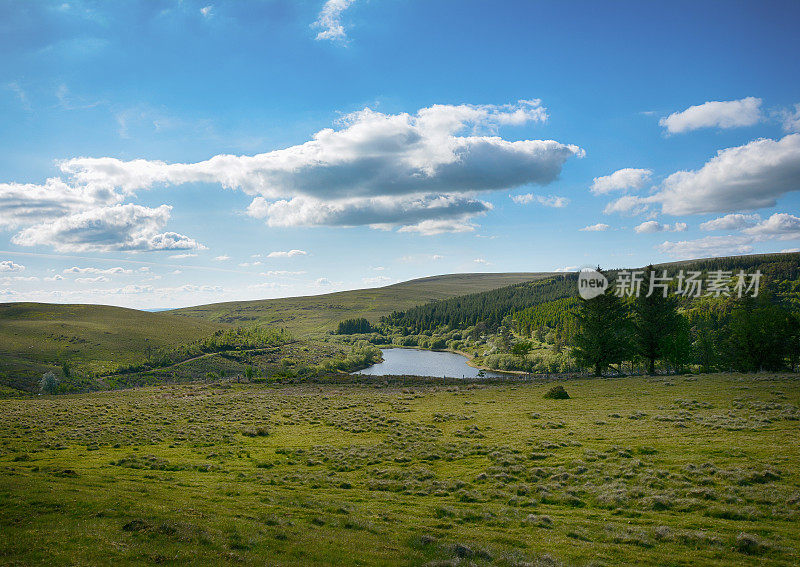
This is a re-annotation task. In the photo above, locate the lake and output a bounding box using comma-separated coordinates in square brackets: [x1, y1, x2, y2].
[355, 347, 508, 378]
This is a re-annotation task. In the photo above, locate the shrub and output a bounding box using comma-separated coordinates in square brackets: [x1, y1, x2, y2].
[39, 371, 58, 395]
[735, 532, 769, 555]
[543, 385, 570, 399]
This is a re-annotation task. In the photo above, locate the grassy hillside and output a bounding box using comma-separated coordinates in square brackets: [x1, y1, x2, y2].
[1, 373, 798, 565]
[169, 272, 552, 336]
[0, 303, 226, 392]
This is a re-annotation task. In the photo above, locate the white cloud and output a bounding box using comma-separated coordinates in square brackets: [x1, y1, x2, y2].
[634, 221, 687, 234]
[169, 253, 198, 259]
[248, 193, 492, 231]
[64, 266, 133, 275]
[397, 218, 478, 236]
[743, 213, 800, 241]
[782, 248, 800, 253]
[11, 204, 206, 253]
[313, 0, 356, 42]
[605, 134, 800, 216]
[656, 134, 800, 214]
[44, 274, 63, 281]
[266, 249, 308, 258]
[315, 277, 333, 286]
[658, 235, 754, 259]
[75, 276, 110, 283]
[579, 223, 609, 232]
[473, 257, 490, 265]
[555, 266, 578, 272]
[214, 255, 230, 261]
[362, 275, 392, 285]
[780, 103, 800, 133]
[511, 193, 569, 207]
[659, 97, 763, 134]
[0, 260, 25, 272]
[6, 82, 31, 111]
[200, 5, 213, 18]
[700, 213, 761, 231]
[590, 168, 652, 195]
[261, 270, 307, 277]
[0, 177, 119, 229]
[57, 101, 580, 233]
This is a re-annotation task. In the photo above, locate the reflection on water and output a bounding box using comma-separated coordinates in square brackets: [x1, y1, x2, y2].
[355, 347, 507, 378]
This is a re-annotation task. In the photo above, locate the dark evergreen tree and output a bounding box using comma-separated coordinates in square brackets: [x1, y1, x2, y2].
[633, 266, 680, 374]
[336, 318, 373, 334]
[573, 274, 633, 376]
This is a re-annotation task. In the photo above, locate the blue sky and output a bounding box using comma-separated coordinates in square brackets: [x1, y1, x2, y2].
[1, 0, 800, 308]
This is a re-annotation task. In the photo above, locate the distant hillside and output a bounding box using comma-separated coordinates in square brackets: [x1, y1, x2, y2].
[169, 272, 553, 336]
[384, 252, 800, 334]
[0, 303, 226, 392]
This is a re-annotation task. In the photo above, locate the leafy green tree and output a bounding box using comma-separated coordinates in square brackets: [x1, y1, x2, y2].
[511, 340, 532, 357]
[244, 366, 255, 381]
[61, 361, 71, 378]
[573, 274, 633, 376]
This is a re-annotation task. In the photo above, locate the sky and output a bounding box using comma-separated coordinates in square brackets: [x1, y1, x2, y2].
[1, 0, 800, 309]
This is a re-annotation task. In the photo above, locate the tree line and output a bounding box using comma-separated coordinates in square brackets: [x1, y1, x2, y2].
[574, 267, 800, 376]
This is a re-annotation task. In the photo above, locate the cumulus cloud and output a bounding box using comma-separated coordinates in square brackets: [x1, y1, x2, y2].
[700, 213, 761, 231]
[659, 97, 763, 134]
[313, 0, 355, 42]
[605, 134, 800, 216]
[0, 177, 119, 229]
[266, 249, 308, 258]
[743, 213, 800, 241]
[397, 218, 478, 235]
[603, 195, 652, 216]
[590, 168, 652, 195]
[658, 235, 755, 259]
[511, 193, 569, 207]
[11, 204, 206, 253]
[634, 221, 687, 234]
[0, 260, 25, 272]
[248, 193, 491, 230]
[55, 101, 580, 234]
[64, 266, 133, 275]
[580, 223, 610, 232]
[656, 134, 800, 214]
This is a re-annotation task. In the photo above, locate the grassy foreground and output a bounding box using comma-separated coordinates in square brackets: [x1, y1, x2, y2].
[1, 374, 799, 566]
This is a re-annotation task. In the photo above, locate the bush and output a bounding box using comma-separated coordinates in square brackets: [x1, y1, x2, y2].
[543, 385, 570, 399]
[39, 371, 58, 395]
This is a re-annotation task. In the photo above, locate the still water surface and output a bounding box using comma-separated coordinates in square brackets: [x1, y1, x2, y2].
[355, 347, 507, 378]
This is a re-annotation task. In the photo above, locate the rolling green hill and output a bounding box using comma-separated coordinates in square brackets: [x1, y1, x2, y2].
[168, 272, 553, 336]
[0, 303, 227, 392]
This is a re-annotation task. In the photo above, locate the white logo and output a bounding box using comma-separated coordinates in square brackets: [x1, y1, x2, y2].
[578, 268, 608, 299]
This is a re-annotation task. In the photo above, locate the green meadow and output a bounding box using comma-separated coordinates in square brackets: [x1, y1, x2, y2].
[1, 373, 798, 566]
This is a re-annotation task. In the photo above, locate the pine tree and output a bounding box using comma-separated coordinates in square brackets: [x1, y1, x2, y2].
[573, 272, 633, 376]
[633, 266, 679, 374]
